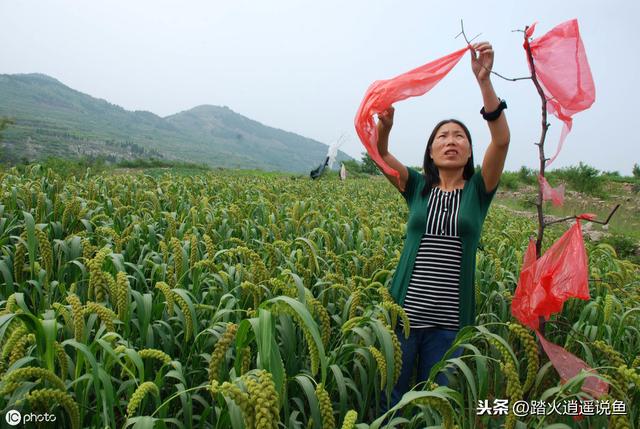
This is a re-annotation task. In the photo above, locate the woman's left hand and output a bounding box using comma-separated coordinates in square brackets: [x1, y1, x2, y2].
[470, 42, 494, 83]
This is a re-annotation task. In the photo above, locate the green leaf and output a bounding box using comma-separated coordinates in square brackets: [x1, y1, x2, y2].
[23, 211, 36, 277]
[12, 312, 55, 372]
[264, 295, 327, 383]
[368, 318, 395, 393]
[294, 374, 322, 429]
[369, 388, 459, 429]
[0, 259, 13, 290]
[446, 357, 477, 405]
[295, 237, 320, 273]
[328, 364, 348, 416]
[461, 343, 488, 400]
[222, 395, 245, 429]
[172, 289, 198, 342]
[125, 416, 159, 429]
[254, 308, 286, 398]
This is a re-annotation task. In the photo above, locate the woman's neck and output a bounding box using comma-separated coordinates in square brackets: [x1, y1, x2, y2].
[437, 168, 466, 191]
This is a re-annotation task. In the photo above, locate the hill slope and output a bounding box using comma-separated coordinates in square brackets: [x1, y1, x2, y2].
[0, 73, 351, 171]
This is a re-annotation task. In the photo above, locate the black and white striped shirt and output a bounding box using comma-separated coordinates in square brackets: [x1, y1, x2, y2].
[402, 187, 462, 330]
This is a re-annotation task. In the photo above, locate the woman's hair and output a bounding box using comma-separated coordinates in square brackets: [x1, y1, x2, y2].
[420, 119, 475, 197]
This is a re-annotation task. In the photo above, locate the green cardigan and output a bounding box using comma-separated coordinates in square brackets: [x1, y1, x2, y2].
[389, 167, 498, 329]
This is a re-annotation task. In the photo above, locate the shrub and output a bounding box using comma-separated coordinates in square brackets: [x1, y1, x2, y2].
[602, 234, 639, 264]
[341, 153, 382, 177]
[117, 158, 209, 170]
[603, 170, 620, 177]
[517, 166, 537, 185]
[549, 162, 603, 196]
[37, 157, 107, 178]
[499, 171, 520, 190]
[360, 152, 381, 175]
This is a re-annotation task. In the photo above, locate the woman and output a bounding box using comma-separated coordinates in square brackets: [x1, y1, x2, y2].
[377, 42, 510, 411]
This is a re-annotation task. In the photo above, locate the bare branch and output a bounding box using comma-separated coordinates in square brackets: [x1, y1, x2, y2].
[589, 204, 620, 225]
[456, 20, 531, 82]
[455, 19, 481, 45]
[492, 73, 531, 82]
[543, 204, 621, 227]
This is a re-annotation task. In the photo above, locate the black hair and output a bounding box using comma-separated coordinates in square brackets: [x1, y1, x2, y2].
[420, 119, 475, 197]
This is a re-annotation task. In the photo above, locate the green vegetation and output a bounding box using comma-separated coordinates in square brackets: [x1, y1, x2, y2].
[489, 163, 640, 262]
[603, 234, 640, 262]
[497, 171, 520, 190]
[0, 117, 12, 139]
[547, 162, 604, 196]
[0, 166, 637, 428]
[495, 166, 538, 190]
[489, 163, 640, 195]
[116, 158, 210, 170]
[359, 152, 382, 175]
[343, 153, 382, 177]
[3, 157, 213, 179]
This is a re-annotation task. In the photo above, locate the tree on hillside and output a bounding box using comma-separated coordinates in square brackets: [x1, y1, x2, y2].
[341, 153, 382, 176]
[0, 118, 13, 141]
[0, 118, 14, 164]
[633, 163, 640, 179]
[360, 152, 381, 175]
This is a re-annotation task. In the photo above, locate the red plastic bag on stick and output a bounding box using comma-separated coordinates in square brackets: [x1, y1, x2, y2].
[513, 221, 608, 399]
[538, 174, 565, 206]
[511, 220, 590, 330]
[354, 47, 468, 187]
[525, 19, 595, 166]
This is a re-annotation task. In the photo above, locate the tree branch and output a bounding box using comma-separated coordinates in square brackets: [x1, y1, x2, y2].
[456, 20, 531, 82]
[543, 204, 620, 226]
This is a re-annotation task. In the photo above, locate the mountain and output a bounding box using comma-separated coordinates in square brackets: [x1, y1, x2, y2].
[0, 73, 352, 171]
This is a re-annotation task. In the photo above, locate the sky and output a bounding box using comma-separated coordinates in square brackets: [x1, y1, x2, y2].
[1, 0, 638, 174]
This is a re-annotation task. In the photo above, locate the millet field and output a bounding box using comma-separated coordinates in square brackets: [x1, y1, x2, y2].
[0, 165, 638, 429]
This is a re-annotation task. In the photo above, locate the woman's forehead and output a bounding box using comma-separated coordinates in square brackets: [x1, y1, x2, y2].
[436, 122, 465, 133]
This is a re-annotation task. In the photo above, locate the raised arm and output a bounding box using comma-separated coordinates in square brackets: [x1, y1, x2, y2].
[376, 106, 409, 193]
[470, 42, 510, 192]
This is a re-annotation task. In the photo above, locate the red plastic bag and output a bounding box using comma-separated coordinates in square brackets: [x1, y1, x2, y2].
[521, 237, 537, 271]
[536, 330, 608, 398]
[538, 174, 565, 206]
[513, 222, 608, 398]
[525, 19, 595, 166]
[354, 47, 468, 186]
[511, 220, 590, 330]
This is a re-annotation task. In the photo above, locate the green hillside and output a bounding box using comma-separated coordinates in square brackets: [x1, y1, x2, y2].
[0, 73, 351, 171]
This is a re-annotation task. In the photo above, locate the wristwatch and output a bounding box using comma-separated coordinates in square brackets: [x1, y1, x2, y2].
[480, 99, 507, 121]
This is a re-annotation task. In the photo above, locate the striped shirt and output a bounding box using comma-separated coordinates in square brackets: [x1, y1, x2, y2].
[402, 187, 462, 330]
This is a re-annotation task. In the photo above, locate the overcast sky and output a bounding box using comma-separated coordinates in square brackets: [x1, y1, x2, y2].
[1, 0, 638, 174]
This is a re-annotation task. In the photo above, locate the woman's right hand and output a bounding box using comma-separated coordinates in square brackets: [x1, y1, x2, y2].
[377, 106, 395, 133]
[374, 105, 408, 193]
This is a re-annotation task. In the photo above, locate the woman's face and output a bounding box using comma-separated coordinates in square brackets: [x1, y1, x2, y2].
[429, 122, 472, 170]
